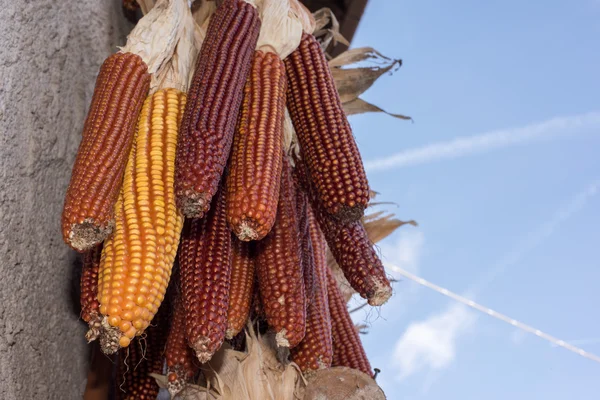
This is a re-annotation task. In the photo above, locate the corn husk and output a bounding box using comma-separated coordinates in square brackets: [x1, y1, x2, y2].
[303, 367, 386, 400]
[152, 325, 306, 399]
[255, 0, 302, 58]
[289, 0, 316, 33]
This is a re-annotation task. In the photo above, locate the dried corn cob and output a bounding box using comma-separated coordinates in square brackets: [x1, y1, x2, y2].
[291, 208, 332, 372]
[95, 89, 186, 353]
[166, 294, 199, 398]
[180, 185, 232, 363]
[115, 301, 169, 400]
[293, 158, 391, 306]
[256, 156, 306, 348]
[295, 180, 315, 302]
[62, 52, 150, 252]
[327, 267, 373, 377]
[175, 0, 261, 218]
[226, 50, 286, 241]
[285, 32, 370, 222]
[226, 237, 256, 339]
[81, 245, 103, 340]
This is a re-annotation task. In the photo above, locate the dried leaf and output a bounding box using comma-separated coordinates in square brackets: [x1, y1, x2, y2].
[343, 97, 413, 120]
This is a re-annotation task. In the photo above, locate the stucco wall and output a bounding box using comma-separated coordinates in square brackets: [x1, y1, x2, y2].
[0, 1, 130, 398]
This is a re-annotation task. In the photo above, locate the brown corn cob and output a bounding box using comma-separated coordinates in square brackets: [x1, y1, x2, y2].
[256, 155, 306, 348]
[285, 32, 370, 222]
[226, 237, 256, 339]
[327, 266, 373, 377]
[226, 50, 286, 241]
[166, 295, 199, 398]
[95, 89, 185, 353]
[62, 52, 150, 252]
[115, 301, 169, 400]
[293, 158, 391, 306]
[290, 208, 332, 372]
[175, 0, 261, 218]
[180, 184, 232, 363]
[81, 245, 103, 340]
[295, 180, 316, 303]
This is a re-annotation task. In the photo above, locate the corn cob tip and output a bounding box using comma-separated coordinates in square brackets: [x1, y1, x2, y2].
[233, 221, 260, 241]
[275, 329, 290, 348]
[177, 191, 208, 218]
[85, 315, 102, 343]
[167, 367, 187, 398]
[98, 317, 123, 355]
[225, 327, 236, 340]
[68, 219, 113, 252]
[335, 204, 366, 224]
[367, 279, 393, 306]
[191, 336, 215, 363]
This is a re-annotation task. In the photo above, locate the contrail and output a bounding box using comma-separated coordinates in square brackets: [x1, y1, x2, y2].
[364, 111, 600, 172]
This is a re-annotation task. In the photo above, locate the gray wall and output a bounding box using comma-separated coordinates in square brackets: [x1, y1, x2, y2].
[0, 1, 130, 398]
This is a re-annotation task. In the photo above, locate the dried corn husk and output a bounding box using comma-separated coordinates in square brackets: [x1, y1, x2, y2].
[152, 325, 306, 399]
[304, 367, 386, 400]
[255, 0, 303, 58]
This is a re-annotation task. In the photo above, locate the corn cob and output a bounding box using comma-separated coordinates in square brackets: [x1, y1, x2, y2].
[226, 50, 286, 241]
[295, 178, 315, 303]
[62, 52, 150, 252]
[291, 208, 332, 372]
[95, 89, 185, 353]
[327, 267, 373, 377]
[285, 32, 370, 222]
[293, 158, 391, 306]
[81, 245, 103, 341]
[115, 301, 169, 400]
[226, 237, 256, 339]
[180, 184, 232, 363]
[256, 155, 306, 348]
[166, 294, 199, 398]
[175, 0, 261, 218]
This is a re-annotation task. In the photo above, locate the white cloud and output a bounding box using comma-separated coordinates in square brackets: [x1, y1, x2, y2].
[364, 111, 600, 172]
[392, 303, 476, 380]
[380, 230, 425, 279]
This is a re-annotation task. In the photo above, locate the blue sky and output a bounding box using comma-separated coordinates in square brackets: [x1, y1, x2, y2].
[345, 1, 600, 399]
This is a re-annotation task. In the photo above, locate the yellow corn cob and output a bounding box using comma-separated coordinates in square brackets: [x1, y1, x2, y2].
[95, 89, 185, 354]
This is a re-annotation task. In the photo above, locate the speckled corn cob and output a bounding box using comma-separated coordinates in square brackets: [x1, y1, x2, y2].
[95, 89, 185, 353]
[293, 158, 391, 306]
[256, 155, 306, 348]
[326, 267, 373, 377]
[115, 301, 169, 400]
[62, 52, 150, 252]
[291, 208, 332, 372]
[180, 185, 232, 363]
[285, 33, 370, 222]
[175, 0, 260, 218]
[81, 245, 102, 340]
[226, 50, 286, 241]
[226, 237, 256, 339]
[166, 294, 199, 398]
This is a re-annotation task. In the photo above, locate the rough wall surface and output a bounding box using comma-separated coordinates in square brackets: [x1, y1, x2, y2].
[0, 1, 130, 398]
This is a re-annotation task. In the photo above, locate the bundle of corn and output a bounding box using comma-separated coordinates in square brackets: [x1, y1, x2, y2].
[68, 1, 415, 399]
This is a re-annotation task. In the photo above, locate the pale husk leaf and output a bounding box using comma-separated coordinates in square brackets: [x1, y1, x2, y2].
[192, 1, 215, 47]
[303, 367, 386, 400]
[152, 325, 305, 399]
[312, 8, 349, 52]
[289, 0, 316, 33]
[344, 98, 413, 120]
[120, 0, 186, 76]
[136, 0, 156, 14]
[256, 0, 303, 58]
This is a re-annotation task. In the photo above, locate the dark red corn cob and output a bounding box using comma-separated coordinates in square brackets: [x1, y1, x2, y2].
[226, 237, 256, 339]
[226, 50, 287, 241]
[293, 158, 391, 306]
[256, 156, 306, 348]
[285, 32, 370, 222]
[175, 0, 261, 218]
[81, 244, 102, 340]
[179, 184, 232, 362]
[326, 267, 373, 377]
[166, 295, 199, 398]
[62, 52, 150, 251]
[291, 209, 333, 372]
[115, 299, 169, 399]
[295, 181, 316, 303]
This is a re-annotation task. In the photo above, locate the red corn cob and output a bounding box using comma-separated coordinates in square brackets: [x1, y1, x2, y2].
[179, 184, 232, 362]
[256, 155, 306, 348]
[175, 0, 261, 218]
[294, 177, 316, 303]
[226, 50, 287, 241]
[293, 158, 391, 306]
[291, 208, 333, 372]
[327, 267, 373, 377]
[285, 33, 370, 222]
[62, 52, 150, 251]
[81, 244, 102, 341]
[226, 237, 256, 339]
[166, 294, 199, 398]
